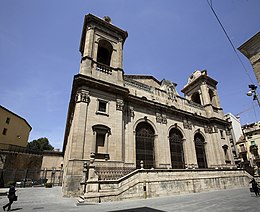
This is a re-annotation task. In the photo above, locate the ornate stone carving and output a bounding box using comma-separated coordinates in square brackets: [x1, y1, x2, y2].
[128, 106, 134, 117]
[204, 125, 213, 134]
[160, 79, 178, 101]
[156, 112, 167, 124]
[183, 118, 192, 130]
[156, 112, 162, 123]
[225, 128, 231, 136]
[75, 89, 90, 103]
[116, 99, 124, 111]
[213, 125, 218, 133]
[162, 114, 167, 124]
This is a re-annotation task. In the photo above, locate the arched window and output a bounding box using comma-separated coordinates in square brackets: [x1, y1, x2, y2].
[194, 133, 207, 168]
[135, 122, 155, 169]
[97, 39, 113, 66]
[222, 144, 231, 163]
[169, 128, 185, 169]
[191, 92, 201, 105]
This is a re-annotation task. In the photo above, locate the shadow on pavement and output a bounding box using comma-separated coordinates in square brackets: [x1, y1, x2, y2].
[108, 207, 165, 212]
[10, 208, 23, 211]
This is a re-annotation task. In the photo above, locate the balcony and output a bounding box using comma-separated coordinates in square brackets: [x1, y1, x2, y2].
[96, 62, 112, 75]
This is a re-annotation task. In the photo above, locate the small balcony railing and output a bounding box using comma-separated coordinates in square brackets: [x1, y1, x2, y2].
[95, 166, 135, 180]
[96, 62, 112, 75]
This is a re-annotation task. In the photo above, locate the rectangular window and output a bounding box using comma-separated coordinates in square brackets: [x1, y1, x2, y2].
[96, 133, 106, 153]
[6, 118, 10, 124]
[98, 101, 107, 112]
[220, 130, 225, 139]
[2, 128, 7, 135]
[96, 99, 109, 116]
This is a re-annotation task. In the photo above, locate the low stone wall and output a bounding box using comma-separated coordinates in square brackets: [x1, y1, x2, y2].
[80, 169, 252, 203]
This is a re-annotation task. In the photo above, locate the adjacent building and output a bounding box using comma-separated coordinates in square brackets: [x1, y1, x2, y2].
[241, 122, 260, 175]
[62, 14, 237, 197]
[0, 105, 31, 148]
[238, 32, 260, 85]
[224, 113, 242, 165]
[41, 150, 64, 186]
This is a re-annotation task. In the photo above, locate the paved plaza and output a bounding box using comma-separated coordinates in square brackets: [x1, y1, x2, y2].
[0, 186, 259, 212]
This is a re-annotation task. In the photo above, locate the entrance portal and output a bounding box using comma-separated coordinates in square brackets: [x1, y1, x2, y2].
[194, 133, 207, 168]
[169, 128, 185, 169]
[135, 122, 155, 169]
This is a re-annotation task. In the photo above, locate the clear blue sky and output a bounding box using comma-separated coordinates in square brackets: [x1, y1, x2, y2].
[1, 0, 260, 149]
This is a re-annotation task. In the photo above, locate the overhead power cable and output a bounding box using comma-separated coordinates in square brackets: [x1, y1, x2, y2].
[206, 0, 254, 84]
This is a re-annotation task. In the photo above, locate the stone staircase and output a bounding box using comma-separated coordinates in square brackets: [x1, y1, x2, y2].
[78, 168, 252, 204]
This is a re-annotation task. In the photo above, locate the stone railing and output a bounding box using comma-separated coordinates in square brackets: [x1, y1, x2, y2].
[186, 100, 204, 109]
[124, 78, 152, 93]
[80, 168, 251, 203]
[96, 62, 112, 75]
[95, 167, 136, 180]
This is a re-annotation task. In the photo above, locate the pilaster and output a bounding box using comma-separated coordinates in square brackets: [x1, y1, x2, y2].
[70, 88, 90, 160]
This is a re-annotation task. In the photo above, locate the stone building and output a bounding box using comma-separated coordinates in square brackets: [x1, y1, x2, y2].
[224, 113, 242, 165]
[62, 14, 246, 198]
[41, 150, 63, 185]
[241, 122, 260, 175]
[238, 32, 260, 85]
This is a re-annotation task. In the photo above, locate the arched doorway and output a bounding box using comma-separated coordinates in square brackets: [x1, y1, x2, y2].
[194, 133, 207, 168]
[136, 122, 155, 169]
[169, 128, 185, 169]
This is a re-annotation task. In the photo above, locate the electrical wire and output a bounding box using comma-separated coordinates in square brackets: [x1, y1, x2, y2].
[206, 0, 254, 84]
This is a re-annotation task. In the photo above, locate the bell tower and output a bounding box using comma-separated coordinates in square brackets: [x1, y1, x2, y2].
[181, 70, 223, 117]
[79, 14, 128, 85]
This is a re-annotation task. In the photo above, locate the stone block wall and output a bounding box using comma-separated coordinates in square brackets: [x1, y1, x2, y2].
[81, 169, 251, 203]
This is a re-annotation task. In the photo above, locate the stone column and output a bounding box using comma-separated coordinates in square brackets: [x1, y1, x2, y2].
[83, 25, 95, 58]
[153, 134, 159, 168]
[80, 26, 95, 76]
[213, 90, 221, 109]
[116, 40, 124, 85]
[187, 133, 197, 169]
[105, 132, 109, 154]
[200, 84, 213, 116]
[210, 128, 223, 167]
[86, 153, 99, 192]
[70, 88, 90, 160]
[91, 131, 97, 154]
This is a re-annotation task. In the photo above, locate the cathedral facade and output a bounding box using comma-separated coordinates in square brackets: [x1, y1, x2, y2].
[62, 14, 235, 196]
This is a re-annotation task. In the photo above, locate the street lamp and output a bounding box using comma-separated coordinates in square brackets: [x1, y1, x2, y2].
[247, 84, 260, 107]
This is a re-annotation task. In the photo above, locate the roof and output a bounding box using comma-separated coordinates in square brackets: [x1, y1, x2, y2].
[124, 75, 161, 85]
[0, 105, 32, 130]
[238, 31, 260, 58]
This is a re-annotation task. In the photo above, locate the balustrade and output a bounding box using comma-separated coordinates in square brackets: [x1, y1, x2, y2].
[95, 167, 135, 180]
[96, 62, 112, 75]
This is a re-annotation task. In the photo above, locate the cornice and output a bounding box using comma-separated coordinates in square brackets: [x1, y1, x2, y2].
[238, 31, 260, 58]
[181, 75, 218, 94]
[127, 93, 228, 126]
[73, 74, 129, 96]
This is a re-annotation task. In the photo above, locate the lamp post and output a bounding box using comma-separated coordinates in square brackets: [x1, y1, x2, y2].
[247, 84, 260, 107]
